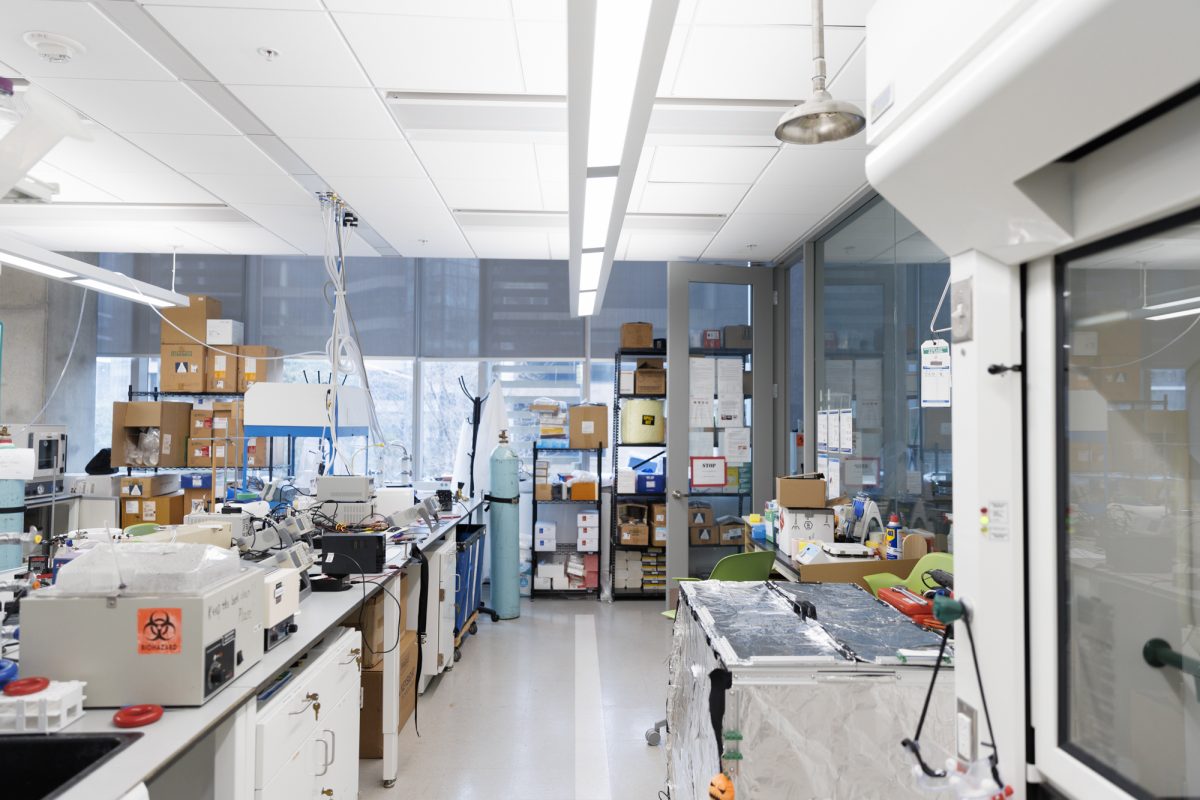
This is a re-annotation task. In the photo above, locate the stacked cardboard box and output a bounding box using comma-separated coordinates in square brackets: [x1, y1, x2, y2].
[534, 458, 552, 501]
[619, 322, 654, 349]
[180, 473, 216, 514]
[613, 550, 643, 589]
[633, 357, 666, 395]
[531, 399, 567, 441]
[641, 547, 666, 592]
[159, 295, 282, 394]
[650, 503, 668, 545]
[119, 474, 185, 528]
[687, 500, 717, 545]
[617, 501, 649, 546]
[568, 404, 608, 449]
[534, 521, 556, 551]
[188, 401, 244, 468]
[111, 401, 192, 468]
[535, 559, 569, 591]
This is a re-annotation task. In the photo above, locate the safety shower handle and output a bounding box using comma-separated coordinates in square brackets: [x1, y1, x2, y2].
[1144, 638, 1200, 695]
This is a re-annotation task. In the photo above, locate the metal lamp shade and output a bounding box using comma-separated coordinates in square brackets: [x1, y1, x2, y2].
[774, 90, 866, 145]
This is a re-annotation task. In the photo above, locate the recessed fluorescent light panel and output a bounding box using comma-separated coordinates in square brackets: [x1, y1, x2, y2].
[583, 176, 617, 250]
[1146, 306, 1200, 321]
[578, 291, 597, 317]
[1145, 294, 1200, 311]
[73, 279, 175, 308]
[0, 252, 75, 280]
[580, 251, 603, 292]
[587, 0, 653, 168]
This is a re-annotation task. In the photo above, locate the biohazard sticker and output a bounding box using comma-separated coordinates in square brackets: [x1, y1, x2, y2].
[138, 607, 182, 655]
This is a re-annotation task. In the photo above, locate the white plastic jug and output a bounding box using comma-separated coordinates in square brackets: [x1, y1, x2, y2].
[622, 399, 665, 444]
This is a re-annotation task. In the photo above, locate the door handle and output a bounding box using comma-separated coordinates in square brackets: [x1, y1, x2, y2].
[1144, 638, 1200, 695]
[671, 490, 690, 500]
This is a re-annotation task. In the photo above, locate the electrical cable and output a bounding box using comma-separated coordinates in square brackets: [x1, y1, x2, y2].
[26, 288, 88, 425]
[325, 551, 403, 658]
[1080, 311, 1200, 370]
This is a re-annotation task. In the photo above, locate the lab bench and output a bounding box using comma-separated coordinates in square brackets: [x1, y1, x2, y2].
[4, 496, 481, 800]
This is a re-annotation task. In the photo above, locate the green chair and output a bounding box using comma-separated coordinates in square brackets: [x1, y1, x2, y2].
[661, 549, 778, 620]
[862, 552, 953, 598]
[646, 550, 777, 746]
[123, 522, 161, 538]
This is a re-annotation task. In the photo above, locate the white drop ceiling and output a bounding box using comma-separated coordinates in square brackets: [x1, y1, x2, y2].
[0, 0, 872, 263]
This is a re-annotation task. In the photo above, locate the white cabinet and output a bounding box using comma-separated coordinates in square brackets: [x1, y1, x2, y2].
[255, 628, 360, 800]
[419, 536, 457, 693]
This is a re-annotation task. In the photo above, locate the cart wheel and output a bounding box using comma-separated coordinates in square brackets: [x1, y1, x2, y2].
[454, 647, 462, 662]
[489, 611, 500, 622]
[645, 728, 661, 746]
[383, 780, 396, 789]
[469, 621, 479, 635]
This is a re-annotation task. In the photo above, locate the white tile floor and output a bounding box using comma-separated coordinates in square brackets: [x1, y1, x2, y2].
[359, 596, 672, 800]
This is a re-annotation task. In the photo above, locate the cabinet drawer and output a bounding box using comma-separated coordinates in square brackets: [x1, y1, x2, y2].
[255, 628, 361, 788]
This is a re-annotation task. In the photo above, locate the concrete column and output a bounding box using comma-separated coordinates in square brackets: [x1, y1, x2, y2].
[0, 262, 98, 470]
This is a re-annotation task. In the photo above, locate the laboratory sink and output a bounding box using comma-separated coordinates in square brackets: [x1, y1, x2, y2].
[1, 731, 142, 799]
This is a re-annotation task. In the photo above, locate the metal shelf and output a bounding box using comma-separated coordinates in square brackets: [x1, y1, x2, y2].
[688, 347, 751, 357]
[535, 499, 601, 505]
[616, 347, 666, 357]
[617, 393, 666, 400]
[614, 492, 666, 500]
[612, 588, 666, 599]
[129, 390, 245, 399]
[531, 442, 602, 603]
[534, 445, 607, 452]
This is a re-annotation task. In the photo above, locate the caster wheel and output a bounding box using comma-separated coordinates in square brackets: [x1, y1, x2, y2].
[383, 780, 396, 788]
[454, 647, 462, 662]
[645, 728, 661, 746]
[469, 621, 478, 635]
[489, 612, 500, 622]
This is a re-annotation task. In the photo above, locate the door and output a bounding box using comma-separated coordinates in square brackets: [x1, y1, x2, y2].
[666, 262, 774, 596]
[438, 537, 456, 670]
[1027, 208, 1200, 799]
[314, 684, 360, 800]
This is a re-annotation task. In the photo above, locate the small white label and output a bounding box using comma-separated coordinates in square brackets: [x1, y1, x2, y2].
[162, 433, 172, 454]
[216, 446, 226, 459]
[581, 421, 594, 435]
[143, 502, 157, 521]
[244, 358, 257, 374]
[125, 500, 139, 514]
[214, 355, 226, 371]
[988, 500, 1010, 540]
[214, 417, 228, 430]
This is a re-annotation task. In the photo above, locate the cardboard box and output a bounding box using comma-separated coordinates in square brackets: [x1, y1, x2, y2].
[637, 473, 665, 494]
[237, 345, 282, 392]
[342, 573, 409, 672]
[650, 503, 667, 526]
[187, 437, 243, 468]
[570, 482, 598, 501]
[120, 474, 181, 497]
[70, 475, 123, 497]
[690, 525, 717, 546]
[634, 368, 666, 395]
[620, 322, 654, 349]
[723, 324, 752, 349]
[617, 503, 648, 522]
[161, 294, 221, 344]
[701, 329, 722, 348]
[360, 630, 419, 757]
[120, 491, 185, 527]
[205, 347, 238, 393]
[718, 520, 744, 545]
[534, 483, 552, 501]
[160, 343, 206, 393]
[653, 526, 668, 545]
[180, 472, 212, 490]
[777, 475, 827, 508]
[687, 502, 714, 526]
[795, 557, 924, 593]
[636, 357, 665, 370]
[743, 370, 753, 396]
[111, 401, 192, 468]
[246, 437, 284, 468]
[619, 522, 649, 547]
[205, 319, 244, 346]
[568, 404, 609, 449]
[183, 486, 214, 514]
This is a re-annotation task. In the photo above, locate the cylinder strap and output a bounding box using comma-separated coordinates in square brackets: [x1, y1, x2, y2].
[483, 494, 518, 505]
[0, 506, 25, 516]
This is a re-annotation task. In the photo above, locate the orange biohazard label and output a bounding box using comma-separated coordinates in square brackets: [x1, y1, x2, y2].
[138, 608, 183, 655]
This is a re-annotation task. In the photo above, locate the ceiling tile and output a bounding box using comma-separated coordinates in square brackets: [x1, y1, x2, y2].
[24, 163, 121, 203]
[462, 229, 549, 259]
[657, 26, 689, 95]
[324, 0, 511, 17]
[692, 0, 874, 26]
[36, 78, 238, 135]
[91, 171, 217, 204]
[737, 179, 864, 217]
[142, 0, 325, 8]
[649, 145, 776, 183]
[123, 133, 285, 175]
[0, 2, 174, 81]
[540, 181, 567, 212]
[228, 85, 399, 139]
[516, 20, 566, 95]
[534, 143, 567, 182]
[334, 13, 525, 93]
[668, 26, 863, 100]
[703, 212, 823, 261]
[3, 222, 226, 254]
[639, 181, 749, 215]
[829, 39, 866, 99]
[146, 6, 367, 87]
[328, 176, 473, 257]
[286, 137, 426, 178]
[623, 232, 713, 261]
[177, 220, 301, 255]
[434, 179, 544, 211]
[512, 0, 566, 21]
[236, 203, 377, 256]
[186, 171, 312, 206]
[43, 127, 173, 175]
[411, 140, 538, 183]
[770, 145, 867, 184]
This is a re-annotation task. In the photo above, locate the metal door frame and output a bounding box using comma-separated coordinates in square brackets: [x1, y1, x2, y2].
[665, 262, 774, 604]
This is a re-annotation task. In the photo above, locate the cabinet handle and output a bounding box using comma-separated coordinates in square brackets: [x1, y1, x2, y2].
[325, 728, 337, 763]
[315, 737, 330, 777]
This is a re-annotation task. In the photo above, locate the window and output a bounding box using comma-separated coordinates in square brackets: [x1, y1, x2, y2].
[488, 360, 586, 463]
[787, 260, 805, 472]
[815, 197, 951, 534]
[364, 359, 415, 481]
[590, 261, 667, 357]
[419, 361, 480, 481]
[94, 357, 133, 458]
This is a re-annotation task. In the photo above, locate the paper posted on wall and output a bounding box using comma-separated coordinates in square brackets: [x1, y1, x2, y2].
[920, 339, 951, 408]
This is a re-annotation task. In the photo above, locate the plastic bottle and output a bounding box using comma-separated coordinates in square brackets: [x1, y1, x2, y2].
[885, 513, 903, 560]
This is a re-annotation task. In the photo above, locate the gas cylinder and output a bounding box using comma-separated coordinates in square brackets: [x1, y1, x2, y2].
[488, 430, 521, 619]
[0, 427, 25, 570]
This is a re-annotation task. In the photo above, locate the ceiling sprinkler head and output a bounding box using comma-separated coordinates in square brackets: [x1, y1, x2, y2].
[23, 32, 86, 65]
[257, 47, 280, 62]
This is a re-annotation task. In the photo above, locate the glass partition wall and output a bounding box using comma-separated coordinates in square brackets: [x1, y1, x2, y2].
[814, 197, 952, 540]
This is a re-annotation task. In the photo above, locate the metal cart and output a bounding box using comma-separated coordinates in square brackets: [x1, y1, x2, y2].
[453, 523, 488, 661]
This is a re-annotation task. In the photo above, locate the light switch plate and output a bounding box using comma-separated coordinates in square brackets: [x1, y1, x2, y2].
[956, 698, 978, 761]
[950, 277, 974, 342]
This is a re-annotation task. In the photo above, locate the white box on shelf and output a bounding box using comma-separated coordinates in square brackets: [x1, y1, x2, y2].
[534, 576, 552, 590]
[551, 576, 569, 590]
[577, 511, 599, 527]
[620, 372, 635, 394]
[534, 521, 557, 538]
[534, 535, 556, 552]
[577, 536, 598, 553]
[538, 561, 566, 581]
[205, 319, 244, 345]
[617, 469, 636, 494]
[577, 525, 599, 538]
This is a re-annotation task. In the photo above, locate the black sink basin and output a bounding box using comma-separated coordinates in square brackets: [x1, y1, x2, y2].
[0, 732, 142, 799]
